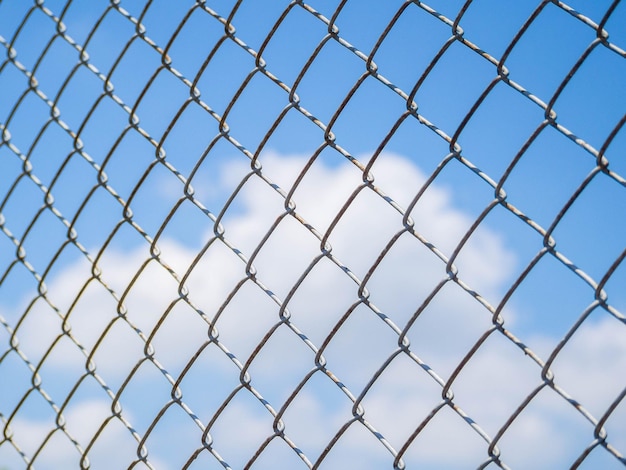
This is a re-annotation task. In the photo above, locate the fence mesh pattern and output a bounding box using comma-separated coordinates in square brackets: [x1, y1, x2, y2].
[1, 0, 626, 468]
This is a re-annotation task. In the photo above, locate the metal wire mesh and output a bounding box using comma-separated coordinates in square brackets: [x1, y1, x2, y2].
[1, 0, 625, 468]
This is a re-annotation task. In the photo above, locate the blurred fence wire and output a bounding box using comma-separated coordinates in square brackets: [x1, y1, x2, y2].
[1, 0, 625, 468]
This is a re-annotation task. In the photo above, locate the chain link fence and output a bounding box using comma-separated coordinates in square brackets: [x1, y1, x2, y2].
[1, 0, 625, 468]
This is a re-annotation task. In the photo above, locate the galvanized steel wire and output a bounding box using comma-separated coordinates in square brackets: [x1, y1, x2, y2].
[0, 0, 625, 468]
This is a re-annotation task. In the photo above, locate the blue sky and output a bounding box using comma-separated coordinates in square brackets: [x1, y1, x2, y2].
[0, 0, 625, 469]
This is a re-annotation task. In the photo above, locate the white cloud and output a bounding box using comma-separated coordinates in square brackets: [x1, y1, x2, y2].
[1, 152, 624, 469]
[4, 400, 160, 470]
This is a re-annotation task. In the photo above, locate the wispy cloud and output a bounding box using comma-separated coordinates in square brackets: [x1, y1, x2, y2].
[2, 152, 624, 469]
